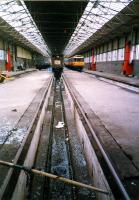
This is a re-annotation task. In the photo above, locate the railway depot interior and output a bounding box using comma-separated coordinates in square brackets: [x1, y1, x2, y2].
[0, 0, 139, 200]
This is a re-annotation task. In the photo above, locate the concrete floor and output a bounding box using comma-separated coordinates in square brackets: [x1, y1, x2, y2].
[0, 71, 52, 144]
[64, 69, 139, 170]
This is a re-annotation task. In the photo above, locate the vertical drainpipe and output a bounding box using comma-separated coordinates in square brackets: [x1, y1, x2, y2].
[91, 48, 96, 71]
[123, 41, 133, 76]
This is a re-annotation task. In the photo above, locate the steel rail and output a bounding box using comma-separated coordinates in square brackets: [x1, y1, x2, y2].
[63, 74, 131, 200]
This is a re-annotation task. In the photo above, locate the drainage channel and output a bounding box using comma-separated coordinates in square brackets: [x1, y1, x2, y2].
[46, 80, 73, 200]
[29, 79, 96, 200]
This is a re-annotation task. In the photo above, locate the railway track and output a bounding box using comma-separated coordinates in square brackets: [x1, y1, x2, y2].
[28, 80, 96, 200]
[0, 74, 135, 200]
[0, 76, 53, 199]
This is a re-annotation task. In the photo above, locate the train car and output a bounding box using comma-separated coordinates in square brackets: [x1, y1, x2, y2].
[64, 55, 84, 71]
[36, 62, 50, 70]
[51, 56, 63, 80]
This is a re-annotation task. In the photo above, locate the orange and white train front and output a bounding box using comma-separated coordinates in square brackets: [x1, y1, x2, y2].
[64, 55, 84, 71]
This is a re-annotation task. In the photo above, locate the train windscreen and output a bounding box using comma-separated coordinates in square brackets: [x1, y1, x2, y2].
[75, 58, 84, 62]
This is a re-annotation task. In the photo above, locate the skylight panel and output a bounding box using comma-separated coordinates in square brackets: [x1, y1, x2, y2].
[0, 0, 50, 57]
[64, 0, 133, 56]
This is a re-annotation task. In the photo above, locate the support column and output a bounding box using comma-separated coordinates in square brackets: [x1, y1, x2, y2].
[123, 41, 133, 75]
[91, 49, 96, 71]
[6, 48, 12, 71]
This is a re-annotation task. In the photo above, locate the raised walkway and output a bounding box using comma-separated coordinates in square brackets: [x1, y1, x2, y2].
[84, 70, 139, 88]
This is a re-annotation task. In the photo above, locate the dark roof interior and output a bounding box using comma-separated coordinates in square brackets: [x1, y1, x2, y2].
[25, 1, 87, 56]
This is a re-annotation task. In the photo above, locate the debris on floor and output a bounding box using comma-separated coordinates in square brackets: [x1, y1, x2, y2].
[55, 122, 65, 128]
[12, 109, 17, 112]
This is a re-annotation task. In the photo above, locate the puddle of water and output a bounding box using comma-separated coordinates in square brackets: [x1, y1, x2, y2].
[5, 128, 27, 144]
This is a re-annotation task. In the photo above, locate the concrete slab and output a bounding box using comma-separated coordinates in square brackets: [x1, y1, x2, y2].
[0, 71, 52, 143]
[63, 70, 139, 177]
